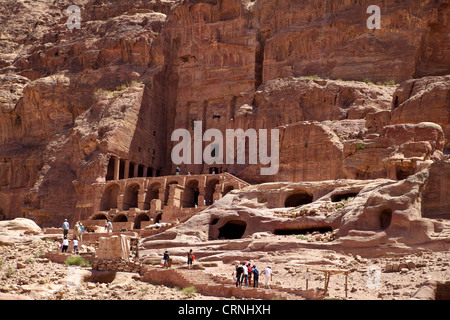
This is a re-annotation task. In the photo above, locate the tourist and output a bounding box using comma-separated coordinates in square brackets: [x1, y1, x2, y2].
[79, 223, 85, 241]
[235, 264, 244, 287]
[247, 263, 252, 286]
[106, 220, 113, 233]
[252, 265, 260, 288]
[163, 250, 170, 269]
[187, 249, 194, 269]
[176, 167, 180, 175]
[62, 219, 69, 239]
[242, 262, 249, 286]
[61, 238, 69, 253]
[74, 221, 81, 240]
[73, 238, 78, 254]
[264, 266, 273, 289]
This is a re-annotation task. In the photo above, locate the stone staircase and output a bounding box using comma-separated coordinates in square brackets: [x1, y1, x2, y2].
[141, 266, 321, 300]
[222, 172, 251, 189]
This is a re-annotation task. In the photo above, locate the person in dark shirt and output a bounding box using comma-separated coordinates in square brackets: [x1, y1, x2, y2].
[235, 264, 244, 287]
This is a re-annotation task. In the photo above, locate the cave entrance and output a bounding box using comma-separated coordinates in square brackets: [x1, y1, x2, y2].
[284, 192, 313, 207]
[218, 220, 247, 239]
[331, 192, 359, 202]
[380, 208, 392, 230]
[396, 167, 415, 180]
[274, 226, 332, 235]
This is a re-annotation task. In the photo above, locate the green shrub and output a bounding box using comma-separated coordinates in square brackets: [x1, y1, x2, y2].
[384, 80, 396, 86]
[181, 286, 197, 297]
[64, 256, 92, 267]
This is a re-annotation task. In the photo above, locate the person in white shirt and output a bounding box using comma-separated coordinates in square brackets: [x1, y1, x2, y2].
[73, 239, 79, 254]
[264, 266, 273, 289]
[62, 238, 69, 253]
[242, 262, 249, 286]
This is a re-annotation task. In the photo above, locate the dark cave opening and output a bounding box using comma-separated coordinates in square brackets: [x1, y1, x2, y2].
[380, 208, 392, 230]
[331, 192, 359, 202]
[218, 220, 247, 239]
[284, 193, 313, 207]
[273, 226, 333, 235]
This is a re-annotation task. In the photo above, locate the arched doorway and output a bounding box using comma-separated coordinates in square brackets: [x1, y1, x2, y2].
[205, 179, 219, 205]
[123, 183, 140, 210]
[113, 214, 128, 222]
[183, 180, 199, 208]
[100, 183, 120, 211]
[164, 181, 178, 205]
[134, 213, 150, 229]
[144, 182, 161, 210]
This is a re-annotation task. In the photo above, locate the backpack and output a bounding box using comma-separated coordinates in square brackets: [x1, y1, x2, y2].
[252, 268, 259, 276]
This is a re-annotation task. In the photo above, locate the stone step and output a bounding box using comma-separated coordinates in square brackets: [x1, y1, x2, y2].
[174, 268, 308, 300]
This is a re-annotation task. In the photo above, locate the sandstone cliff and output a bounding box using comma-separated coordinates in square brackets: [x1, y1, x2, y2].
[0, 0, 448, 228]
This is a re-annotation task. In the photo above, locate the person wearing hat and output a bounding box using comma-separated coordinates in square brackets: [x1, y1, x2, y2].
[62, 219, 70, 239]
[264, 265, 273, 289]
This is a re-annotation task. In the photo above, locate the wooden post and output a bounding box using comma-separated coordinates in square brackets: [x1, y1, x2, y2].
[305, 268, 309, 290]
[323, 272, 330, 296]
[345, 272, 348, 298]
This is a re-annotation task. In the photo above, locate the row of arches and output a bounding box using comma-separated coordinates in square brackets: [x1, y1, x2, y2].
[91, 212, 162, 230]
[100, 178, 236, 212]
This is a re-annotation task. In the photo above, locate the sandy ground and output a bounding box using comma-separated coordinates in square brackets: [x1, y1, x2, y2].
[1, 232, 448, 301]
[202, 242, 450, 300]
[0, 238, 224, 301]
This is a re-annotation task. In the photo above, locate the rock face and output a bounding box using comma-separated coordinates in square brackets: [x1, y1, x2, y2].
[140, 160, 450, 262]
[0, 0, 449, 235]
[391, 75, 450, 148]
[0, 218, 42, 245]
